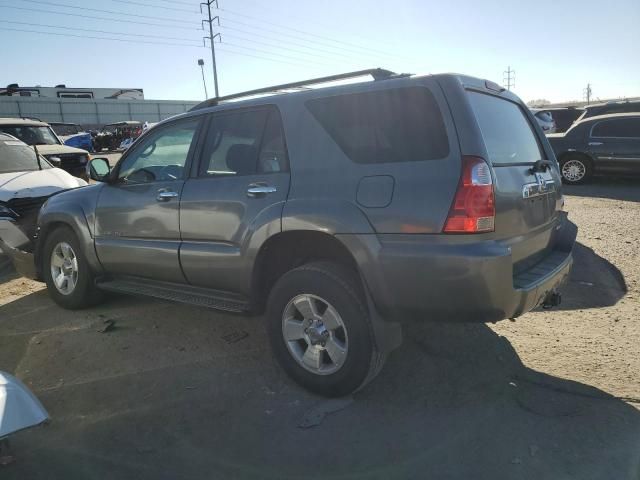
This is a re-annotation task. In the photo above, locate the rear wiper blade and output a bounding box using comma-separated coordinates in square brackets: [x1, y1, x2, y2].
[529, 159, 553, 174]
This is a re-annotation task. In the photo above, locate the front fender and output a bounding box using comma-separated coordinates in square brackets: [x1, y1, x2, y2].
[36, 184, 104, 275]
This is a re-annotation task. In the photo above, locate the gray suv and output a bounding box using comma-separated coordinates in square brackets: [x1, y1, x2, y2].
[7, 69, 576, 396]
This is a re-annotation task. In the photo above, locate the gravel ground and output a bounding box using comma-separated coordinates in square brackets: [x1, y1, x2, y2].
[0, 177, 638, 479]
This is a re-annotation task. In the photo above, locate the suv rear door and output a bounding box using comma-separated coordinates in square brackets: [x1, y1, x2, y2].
[179, 106, 290, 294]
[466, 90, 564, 270]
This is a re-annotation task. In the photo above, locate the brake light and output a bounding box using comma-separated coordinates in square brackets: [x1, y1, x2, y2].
[443, 156, 495, 233]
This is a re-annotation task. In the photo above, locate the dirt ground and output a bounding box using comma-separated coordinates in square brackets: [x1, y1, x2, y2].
[0, 177, 639, 479]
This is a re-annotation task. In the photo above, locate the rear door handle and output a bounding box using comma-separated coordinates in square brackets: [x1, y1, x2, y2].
[156, 190, 179, 202]
[247, 184, 277, 197]
[589, 142, 603, 146]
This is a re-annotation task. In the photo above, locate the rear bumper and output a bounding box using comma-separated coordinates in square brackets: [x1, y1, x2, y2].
[0, 218, 39, 280]
[338, 217, 577, 324]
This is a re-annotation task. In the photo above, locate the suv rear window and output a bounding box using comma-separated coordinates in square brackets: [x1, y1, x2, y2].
[468, 92, 544, 165]
[306, 87, 449, 164]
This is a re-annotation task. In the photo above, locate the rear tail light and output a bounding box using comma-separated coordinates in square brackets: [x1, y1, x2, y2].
[443, 156, 495, 234]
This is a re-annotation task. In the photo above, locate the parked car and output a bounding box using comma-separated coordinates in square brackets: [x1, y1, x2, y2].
[530, 109, 556, 133]
[0, 119, 91, 181]
[547, 113, 640, 184]
[4, 70, 576, 396]
[49, 122, 94, 152]
[544, 107, 585, 133]
[0, 133, 87, 272]
[578, 99, 640, 121]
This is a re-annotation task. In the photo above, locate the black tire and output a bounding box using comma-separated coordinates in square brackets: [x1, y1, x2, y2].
[266, 261, 384, 397]
[559, 155, 592, 184]
[42, 226, 104, 310]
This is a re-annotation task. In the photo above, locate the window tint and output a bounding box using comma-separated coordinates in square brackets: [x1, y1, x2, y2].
[306, 87, 449, 164]
[200, 108, 288, 176]
[468, 92, 543, 165]
[591, 118, 640, 138]
[117, 118, 199, 184]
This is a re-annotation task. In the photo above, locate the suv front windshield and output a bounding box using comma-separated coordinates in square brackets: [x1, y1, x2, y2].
[0, 125, 61, 146]
[0, 138, 51, 173]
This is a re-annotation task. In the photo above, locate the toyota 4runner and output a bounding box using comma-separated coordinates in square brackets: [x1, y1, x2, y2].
[5, 69, 577, 396]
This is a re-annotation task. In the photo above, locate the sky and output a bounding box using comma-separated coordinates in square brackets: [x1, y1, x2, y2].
[0, 0, 638, 103]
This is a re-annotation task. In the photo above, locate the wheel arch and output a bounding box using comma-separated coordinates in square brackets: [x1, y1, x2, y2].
[36, 210, 102, 277]
[251, 230, 362, 313]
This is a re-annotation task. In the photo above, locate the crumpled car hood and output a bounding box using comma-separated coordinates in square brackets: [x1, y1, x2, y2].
[0, 168, 86, 202]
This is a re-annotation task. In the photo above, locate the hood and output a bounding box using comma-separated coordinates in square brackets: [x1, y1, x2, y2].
[36, 144, 89, 156]
[0, 168, 86, 202]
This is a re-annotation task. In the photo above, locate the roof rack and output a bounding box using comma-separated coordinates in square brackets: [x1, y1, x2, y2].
[190, 68, 401, 111]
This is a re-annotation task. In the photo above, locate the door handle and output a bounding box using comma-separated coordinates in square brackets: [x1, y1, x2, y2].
[589, 142, 603, 146]
[247, 184, 277, 197]
[156, 190, 179, 202]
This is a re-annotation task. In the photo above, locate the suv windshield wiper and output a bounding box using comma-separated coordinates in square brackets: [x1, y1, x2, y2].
[529, 159, 553, 174]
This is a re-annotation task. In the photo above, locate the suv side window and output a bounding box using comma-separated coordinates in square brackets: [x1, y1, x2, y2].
[306, 87, 449, 164]
[592, 118, 640, 138]
[199, 107, 288, 176]
[117, 118, 200, 184]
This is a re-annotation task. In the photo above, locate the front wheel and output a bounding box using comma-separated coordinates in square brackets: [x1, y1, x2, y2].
[266, 261, 384, 397]
[560, 156, 592, 184]
[42, 226, 104, 309]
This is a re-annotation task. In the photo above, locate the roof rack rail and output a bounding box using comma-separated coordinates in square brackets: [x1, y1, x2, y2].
[190, 68, 401, 111]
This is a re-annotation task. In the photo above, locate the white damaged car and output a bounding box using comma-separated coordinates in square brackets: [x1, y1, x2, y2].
[0, 133, 86, 274]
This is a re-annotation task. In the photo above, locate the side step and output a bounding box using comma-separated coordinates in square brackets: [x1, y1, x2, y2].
[96, 277, 251, 313]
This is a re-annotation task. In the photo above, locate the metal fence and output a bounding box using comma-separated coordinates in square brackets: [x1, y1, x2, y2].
[0, 97, 199, 129]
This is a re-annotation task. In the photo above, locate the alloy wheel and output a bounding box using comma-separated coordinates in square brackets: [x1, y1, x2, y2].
[281, 294, 348, 375]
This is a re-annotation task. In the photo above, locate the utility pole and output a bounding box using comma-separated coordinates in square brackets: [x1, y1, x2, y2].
[503, 66, 515, 91]
[197, 59, 208, 99]
[201, 0, 221, 98]
[583, 83, 592, 105]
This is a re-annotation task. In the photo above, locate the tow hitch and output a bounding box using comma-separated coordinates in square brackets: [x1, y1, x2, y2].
[542, 291, 562, 309]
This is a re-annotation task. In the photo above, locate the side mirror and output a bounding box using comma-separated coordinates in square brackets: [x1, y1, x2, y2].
[47, 156, 62, 167]
[89, 158, 111, 182]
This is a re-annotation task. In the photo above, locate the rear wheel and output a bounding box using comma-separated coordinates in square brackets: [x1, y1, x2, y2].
[560, 156, 592, 184]
[266, 261, 384, 397]
[42, 226, 104, 309]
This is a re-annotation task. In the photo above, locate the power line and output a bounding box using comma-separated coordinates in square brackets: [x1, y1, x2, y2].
[0, 25, 318, 69]
[218, 7, 408, 61]
[0, 26, 202, 47]
[217, 46, 322, 69]
[217, 16, 401, 63]
[0, 5, 199, 31]
[19, 0, 196, 25]
[221, 41, 333, 67]
[0, 19, 201, 42]
[217, 24, 374, 63]
[220, 31, 358, 63]
[110, 0, 200, 14]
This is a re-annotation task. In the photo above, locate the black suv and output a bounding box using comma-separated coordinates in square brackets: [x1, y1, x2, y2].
[578, 100, 640, 121]
[4, 69, 576, 396]
[548, 113, 640, 183]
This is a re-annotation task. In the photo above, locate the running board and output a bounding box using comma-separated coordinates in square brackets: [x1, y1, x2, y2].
[95, 277, 251, 313]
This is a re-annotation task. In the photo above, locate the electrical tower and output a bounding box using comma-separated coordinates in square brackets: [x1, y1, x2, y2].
[503, 66, 515, 91]
[201, 0, 221, 98]
[583, 83, 592, 105]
